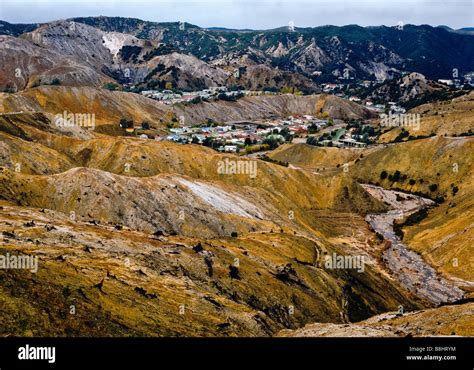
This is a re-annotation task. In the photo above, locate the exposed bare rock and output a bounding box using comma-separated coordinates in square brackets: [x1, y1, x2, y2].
[0, 35, 111, 90]
[279, 303, 474, 337]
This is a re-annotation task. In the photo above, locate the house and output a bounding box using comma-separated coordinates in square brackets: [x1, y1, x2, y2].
[289, 126, 307, 134]
[228, 138, 244, 145]
[166, 134, 182, 142]
[311, 119, 328, 127]
[339, 138, 367, 148]
[170, 128, 185, 134]
[390, 105, 406, 113]
[182, 95, 198, 102]
[438, 79, 454, 86]
[319, 140, 343, 148]
[223, 145, 238, 153]
[210, 86, 227, 93]
[374, 104, 385, 111]
[191, 134, 205, 144]
[216, 126, 232, 132]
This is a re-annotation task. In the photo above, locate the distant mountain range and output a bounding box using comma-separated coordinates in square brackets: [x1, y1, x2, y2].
[1, 16, 474, 92]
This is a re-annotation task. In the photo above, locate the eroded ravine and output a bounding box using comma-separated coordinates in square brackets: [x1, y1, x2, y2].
[362, 184, 465, 305]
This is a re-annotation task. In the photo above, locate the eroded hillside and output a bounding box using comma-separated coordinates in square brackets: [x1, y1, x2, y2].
[267, 136, 474, 288]
[0, 113, 427, 337]
[0, 88, 472, 338]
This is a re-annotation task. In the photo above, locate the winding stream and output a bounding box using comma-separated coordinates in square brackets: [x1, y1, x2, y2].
[362, 184, 465, 305]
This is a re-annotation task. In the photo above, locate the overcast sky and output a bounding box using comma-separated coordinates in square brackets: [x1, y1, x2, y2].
[0, 0, 472, 29]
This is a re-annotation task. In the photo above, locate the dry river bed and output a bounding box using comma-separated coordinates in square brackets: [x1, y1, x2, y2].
[362, 184, 465, 305]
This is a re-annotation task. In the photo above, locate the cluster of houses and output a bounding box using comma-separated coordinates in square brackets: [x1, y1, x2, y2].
[141, 87, 279, 105]
[321, 83, 344, 93]
[322, 80, 378, 94]
[311, 122, 380, 149]
[151, 115, 329, 152]
[437, 76, 474, 88]
[364, 101, 406, 113]
[322, 86, 406, 114]
[315, 129, 370, 149]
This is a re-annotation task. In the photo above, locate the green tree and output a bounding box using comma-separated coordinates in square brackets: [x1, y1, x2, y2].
[120, 118, 134, 128]
[103, 82, 119, 91]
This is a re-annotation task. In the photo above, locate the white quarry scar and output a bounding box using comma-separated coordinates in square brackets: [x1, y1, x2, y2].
[177, 178, 263, 219]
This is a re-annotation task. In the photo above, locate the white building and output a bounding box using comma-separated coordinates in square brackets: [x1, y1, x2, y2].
[438, 79, 454, 86]
[339, 138, 367, 148]
[223, 145, 238, 153]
